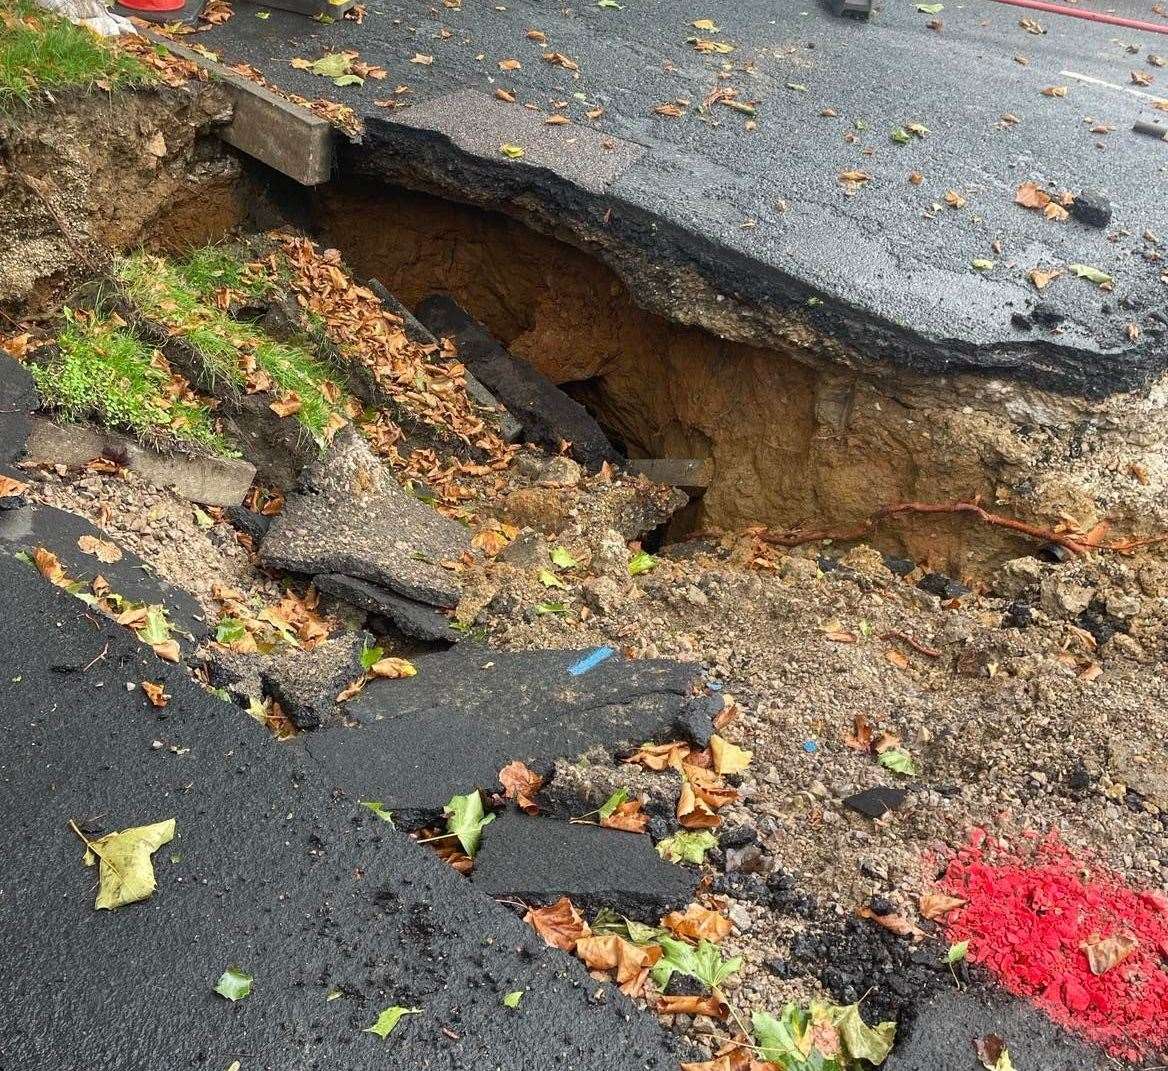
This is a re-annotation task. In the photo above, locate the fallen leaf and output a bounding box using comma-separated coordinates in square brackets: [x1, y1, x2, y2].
[214, 967, 252, 1001]
[1068, 263, 1112, 286]
[975, 1034, 1015, 1071]
[944, 190, 966, 209]
[0, 475, 27, 498]
[495, 87, 516, 102]
[657, 993, 729, 1018]
[626, 740, 691, 770]
[919, 891, 966, 919]
[1081, 932, 1138, 975]
[601, 798, 649, 832]
[843, 714, 873, 751]
[692, 18, 719, 31]
[369, 657, 417, 679]
[33, 546, 66, 585]
[858, 904, 926, 941]
[1015, 180, 1051, 209]
[1029, 267, 1061, 289]
[657, 829, 718, 864]
[410, 53, 434, 65]
[709, 734, 752, 774]
[499, 760, 543, 814]
[575, 933, 658, 995]
[878, 748, 917, 776]
[77, 534, 123, 563]
[838, 169, 871, 185]
[664, 903, 732, 943]
[1041, 85, 1068, 97]
[543, 50, 579, 71]
[141, 681, 170, 708]
[525, 896, 590, 950]
[677, 780, 722, 828]
[502, 989, 524, 1008]
[269, 392, 302, 417]
[79, 818, 175, 910]
[444, 790, 494, 856]
[500, 143, 526, 159]
[886, 648, 911, 670]
[365, 1005, 421, 1038]
[498, 58, 521, 70]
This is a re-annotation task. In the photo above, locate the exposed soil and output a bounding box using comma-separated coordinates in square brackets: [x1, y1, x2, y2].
[317, 181, 1168, 576]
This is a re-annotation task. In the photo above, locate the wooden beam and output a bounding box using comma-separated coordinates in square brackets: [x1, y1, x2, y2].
[145, 32, 334, 185]
[625, 458, 712, 492]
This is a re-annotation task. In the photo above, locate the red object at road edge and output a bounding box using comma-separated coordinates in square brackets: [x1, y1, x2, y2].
[939, 829, 1168, 1062]
[116, 0, 186, 11]
[989, 0, 1168, 37]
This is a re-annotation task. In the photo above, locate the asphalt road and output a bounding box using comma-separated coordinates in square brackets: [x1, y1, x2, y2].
[0, 552, 688, 1069]
[199, 0, 1168, 396]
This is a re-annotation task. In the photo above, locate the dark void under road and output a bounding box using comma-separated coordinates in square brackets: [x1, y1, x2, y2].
[198, 0, 1168, 397]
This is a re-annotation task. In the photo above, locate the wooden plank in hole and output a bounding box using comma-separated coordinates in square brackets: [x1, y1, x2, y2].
[145, 31, 334, 186]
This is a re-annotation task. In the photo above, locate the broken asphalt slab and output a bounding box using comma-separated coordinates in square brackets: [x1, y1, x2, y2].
[0, 352, 37, 471]
[259, 427, 470, 608]
[0, 553, 692, 1070]
[885, 987, 1108, 1071]
[415, 295, 622, 470]
[304, 645, 710, 824]
[0, 500, 208, 642]
[316, 571, 464, 644]
[197, 1, 1168, 398]
[473, 808, 698, 923]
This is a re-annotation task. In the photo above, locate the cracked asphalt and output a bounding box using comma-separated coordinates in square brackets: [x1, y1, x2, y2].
[198, 0, 1168, 396]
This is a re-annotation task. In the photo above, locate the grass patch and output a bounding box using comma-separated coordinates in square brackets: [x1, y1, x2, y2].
[0, 0, 150, 109]
[29, 310, 235, 456]
[117, 251, 346, 447]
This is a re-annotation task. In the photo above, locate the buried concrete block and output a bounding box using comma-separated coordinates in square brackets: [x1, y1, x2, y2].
[625, 458, 711, 493]
[303, 645, 705, 824]
[259, 428, 470, 609]
[24, 418, 256, 507]
[414, 295, 621, 471]
[472, 808, 698, 922]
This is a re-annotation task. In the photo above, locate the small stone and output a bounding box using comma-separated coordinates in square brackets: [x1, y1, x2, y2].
[1039, 576, 1092, 619]
[917, 572, 969, 599]
[727, 903, 753, 932]
[501, 527, 548, 567]
[1070, 188, 1112, 228]
[590, 528, 630, 576]
[540, 455, 583, 488]
[992, 556, 1044, 598]
[842, 786, 907, 819]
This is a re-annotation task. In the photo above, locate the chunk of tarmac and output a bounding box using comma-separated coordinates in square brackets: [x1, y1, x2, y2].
[0, 500, 207, 641]
[305, 645, 708, 825]
[316, 572, 464, 644]
[885, 987, 1107, 1071]
[0, 555, 692, 1070]
[259, 427, 470, 608]
[0, 352, 38, 470]
[415, 296, 621, 472]
[473, 808, 698, 923]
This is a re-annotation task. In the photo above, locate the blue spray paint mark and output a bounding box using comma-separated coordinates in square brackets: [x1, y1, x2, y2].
[568, 646, 616, 676]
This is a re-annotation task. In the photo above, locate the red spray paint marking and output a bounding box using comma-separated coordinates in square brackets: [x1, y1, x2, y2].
[940, 829, 1168, 1062]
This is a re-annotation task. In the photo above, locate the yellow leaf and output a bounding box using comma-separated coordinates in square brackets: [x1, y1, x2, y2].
[500, 143, 526, 159]
[369, 657, 417, 679]
[692, 18, 719, 31]
[81, 819, 175, 910]
[709, 734, 752, 774]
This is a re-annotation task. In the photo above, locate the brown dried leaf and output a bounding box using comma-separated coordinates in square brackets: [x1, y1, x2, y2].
[663, 903, 732, 944]
[843, 714, 873, 751]
[269, 392, 302, 418]
[543, 50, 579, 71]
[1081, 932, 1138, 975]
[1015, 180, 1051, 209]
[0, 475, 27, 498]
[33, 547, 66, 586]
[657, 993, 730, 1019]
[78, 536, 123, 564]
[601, 799, 649, 832]
[919, 891, 967, 919]
[625, 740, 690, 770]
[525, 896, 590, 950]
[141, 681, 170, 708]
[498, 760, 543, 814]
[1041, 85, 1068, 97]
[944, 190, 966, 209]
[858, 904, 926, 941]
[498, 58, 522, 70]
[1028, 267, 1061, 290]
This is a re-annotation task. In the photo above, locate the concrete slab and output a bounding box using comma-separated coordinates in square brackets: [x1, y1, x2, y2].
[196, 0, 1168, 398]
[415, 295, 621, 470]
[0, 554, 690, 1070]
[472, 809, 698, 923]
[24, 417, 256, 507]
[259, 427, 470, 608]
[304, 645, 707, 824]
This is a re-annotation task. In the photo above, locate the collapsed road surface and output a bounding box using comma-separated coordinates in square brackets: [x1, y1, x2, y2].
[0, 552, 691, 1070]
[196, 0, 1167, 395]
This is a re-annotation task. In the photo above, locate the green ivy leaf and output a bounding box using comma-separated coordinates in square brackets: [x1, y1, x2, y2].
[216, 617, 248, 645]
[550, 546, 578, 569]
[359, 800, 395, 825]
[214, 966, 253, 1001]
[972, 259, 996, 272]
[538, 568, 567, 589]
[332, 73, 364, 87]
[597, 787, 629, 821]
[502, 990, 524, 1008]
[534, 600, 567, 614]
[655, 830, 718, 864]
[364, 1005, 421, 1039]
[140, 605, 172, 646]
[890, 128, 911, 144]
[444, 791, 494, 857]
[917, 3, 943, 12]
[947, 939, 970, 964]
[878, 748, 918, 776]
[628, 551, 658, 576]
[360, 642, 385, 671]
